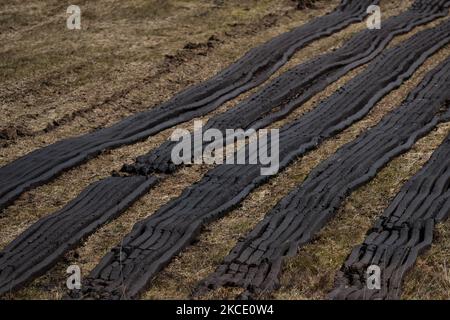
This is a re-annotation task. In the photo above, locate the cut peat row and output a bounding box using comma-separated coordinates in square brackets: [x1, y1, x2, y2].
[126, 0, 450, 175]
[0, 176, 158, 296]
[0, 0, 377, 211]
[329, 135, 450, 300]
[196, 55, 450, 299]
[73, 21, 450, 299]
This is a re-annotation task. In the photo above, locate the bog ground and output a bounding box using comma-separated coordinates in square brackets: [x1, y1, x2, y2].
[0, 0, 449, 299]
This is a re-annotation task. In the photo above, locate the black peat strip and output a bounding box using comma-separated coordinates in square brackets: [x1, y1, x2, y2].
[76, 21, 450, 299]
[127, 0, 450, 175]
[0, 175, 158, 296]
[0, 1, 445, 298]
[0, 0, 376, 212]
[329, 136, 450, 300]
[196, 56, 450, 299]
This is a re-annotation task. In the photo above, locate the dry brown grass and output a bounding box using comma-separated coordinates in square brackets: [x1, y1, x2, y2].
[1, 0, 450, 300]
[150, 44, 450, 300]
[2, 0, 346, 299]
